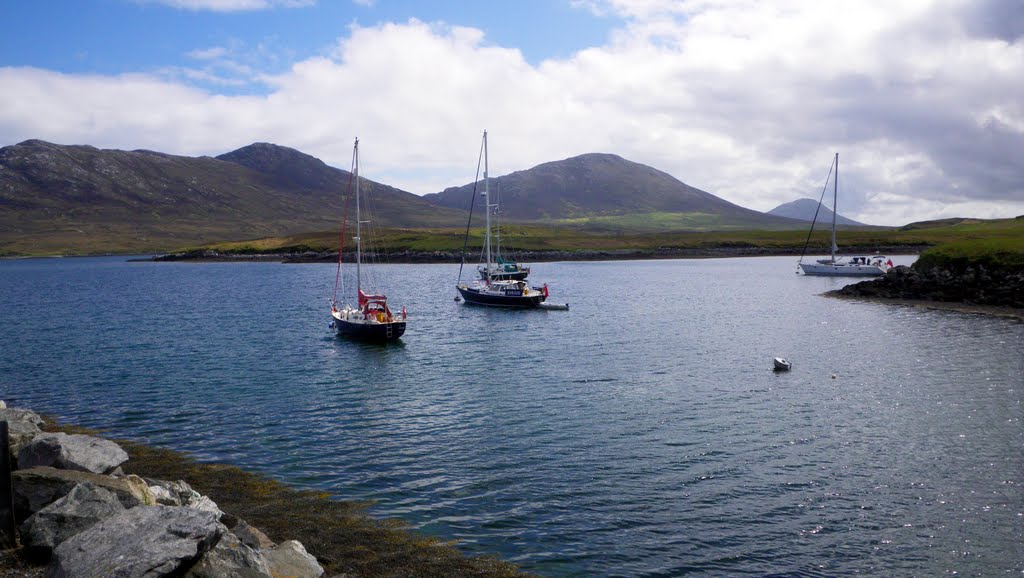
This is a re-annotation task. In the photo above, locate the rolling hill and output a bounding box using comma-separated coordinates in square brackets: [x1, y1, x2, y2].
[0, 140, 465, 255]
[422, 153, 805, 230]
[768, 198, 867, 226]
[2, 140, 824, 256]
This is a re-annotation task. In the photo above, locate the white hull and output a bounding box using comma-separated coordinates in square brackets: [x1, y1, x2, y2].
[799, 262, 885, 276]
[796, 154, 891, 279]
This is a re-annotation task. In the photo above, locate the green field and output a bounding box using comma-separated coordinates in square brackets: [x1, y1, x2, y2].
[912, 218, 1024, 270]
[188, 216, 1024, 260]
[5, 214, 1022, 264]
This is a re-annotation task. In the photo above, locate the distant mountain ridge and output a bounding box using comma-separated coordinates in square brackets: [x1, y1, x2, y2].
[0, 139, 465, 254]
[424, 152, 800, 227]
[768, 198, 866, 226]
[1, 139, 807, 256]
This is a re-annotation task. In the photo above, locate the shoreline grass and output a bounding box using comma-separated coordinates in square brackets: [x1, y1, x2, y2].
[5, 216, 1022, 259]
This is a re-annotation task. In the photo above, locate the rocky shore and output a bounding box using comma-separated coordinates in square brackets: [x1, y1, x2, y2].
[150, 244, 929, 264]
[0, 403, 525, 577]
[0, 403, 324, 577]
[830, 262, 1024, 318]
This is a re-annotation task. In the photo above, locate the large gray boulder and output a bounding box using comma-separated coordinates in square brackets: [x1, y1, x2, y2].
[18, 432, 129, 474]
[12, 467, 149, 523]
[20, 482, 126, 557]
[263, 540, 324, 578]
[45, 505, 223, 578]
[0, 406, 45, 458]
[185, 530, 272, 578]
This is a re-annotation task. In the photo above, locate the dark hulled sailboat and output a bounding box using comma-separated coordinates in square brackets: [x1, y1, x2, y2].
[456, 131, 554, 309]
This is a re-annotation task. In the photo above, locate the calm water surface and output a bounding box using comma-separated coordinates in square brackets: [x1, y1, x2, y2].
[1, 255, 1021, 576]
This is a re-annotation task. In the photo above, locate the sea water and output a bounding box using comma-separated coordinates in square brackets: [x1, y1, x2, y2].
[1, 255, 1021, 576]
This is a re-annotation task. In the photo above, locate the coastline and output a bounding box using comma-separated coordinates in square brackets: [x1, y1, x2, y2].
[143, 244, 930, 264]
[2, 412, 528, 577]
[825, 261, 1024, 321]
[825, 292, 1024, 321]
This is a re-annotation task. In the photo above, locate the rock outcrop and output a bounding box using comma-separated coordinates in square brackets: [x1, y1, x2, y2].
[0, 404, 324, 577]
[834, 263, 1024, 308]
[0, 407, 44, 459]
[18, 432, 129, 475]
[184, 529, 271, 577]
[19, 482, 126, 558]
[46, 506, 223, 578]
[12, 467, 148, 523]
[262, 540, 324, 578]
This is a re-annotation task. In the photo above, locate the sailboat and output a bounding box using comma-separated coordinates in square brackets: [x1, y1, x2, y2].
[329, 138, 407, 341]
[456, 131, 558, 308]
[798, 153, 891, 276]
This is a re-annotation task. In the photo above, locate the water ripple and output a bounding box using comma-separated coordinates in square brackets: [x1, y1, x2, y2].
[2, 256, 1022, 576]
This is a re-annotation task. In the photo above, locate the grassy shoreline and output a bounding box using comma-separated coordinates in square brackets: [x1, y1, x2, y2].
[147, 243, 930, 264]
[4, 417, 528, 577]
[4, 216, 1020, 260]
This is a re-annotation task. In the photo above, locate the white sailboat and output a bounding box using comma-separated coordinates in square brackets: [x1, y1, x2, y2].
[329, 138, 407, 341]
[798, 153, 892, 276]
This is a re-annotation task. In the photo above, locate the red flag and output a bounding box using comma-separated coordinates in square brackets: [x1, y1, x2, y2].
[886, 259, 893, 268]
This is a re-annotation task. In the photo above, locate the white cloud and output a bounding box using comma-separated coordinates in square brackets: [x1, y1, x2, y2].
[2, 0, 1022, 226]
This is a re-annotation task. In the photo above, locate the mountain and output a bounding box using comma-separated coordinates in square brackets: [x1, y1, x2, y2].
[423, 153, 801, 228]
[0, 140, 811, 256]
[215, 142, 465, 229]
[0, 140, 465, 255]
[768, 198, 866, 226]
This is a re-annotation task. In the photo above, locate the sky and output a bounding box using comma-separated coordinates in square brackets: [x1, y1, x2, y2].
[2, 0, 1022, 226]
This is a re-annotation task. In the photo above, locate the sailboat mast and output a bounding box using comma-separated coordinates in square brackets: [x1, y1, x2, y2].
[494, 182, 501, 264]
[354, 138, 362, 294]
[483, 130, 492, 281]
[831, 152, 838, 263]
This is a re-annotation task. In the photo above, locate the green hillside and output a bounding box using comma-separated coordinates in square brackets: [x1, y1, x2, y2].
[910, 217, 1024, 270]
[423, 152, 806, 227]
[3, 139, 1018, 260]
[0, 140, 466, 256]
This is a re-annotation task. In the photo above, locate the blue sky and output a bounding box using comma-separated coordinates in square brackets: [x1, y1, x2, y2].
[2, 0, 1023, 225]
[3, 2, 615, 91]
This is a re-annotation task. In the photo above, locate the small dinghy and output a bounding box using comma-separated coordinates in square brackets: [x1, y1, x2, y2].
[773, 357, 792, 371]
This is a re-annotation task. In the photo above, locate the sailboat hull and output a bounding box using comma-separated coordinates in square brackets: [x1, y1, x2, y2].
[457, 285, 546, 308]
[797, 153, 889, 279]
[799, 263, 885, 276]
[333, 318, 406, 341]
[332, 310, 406, 341]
